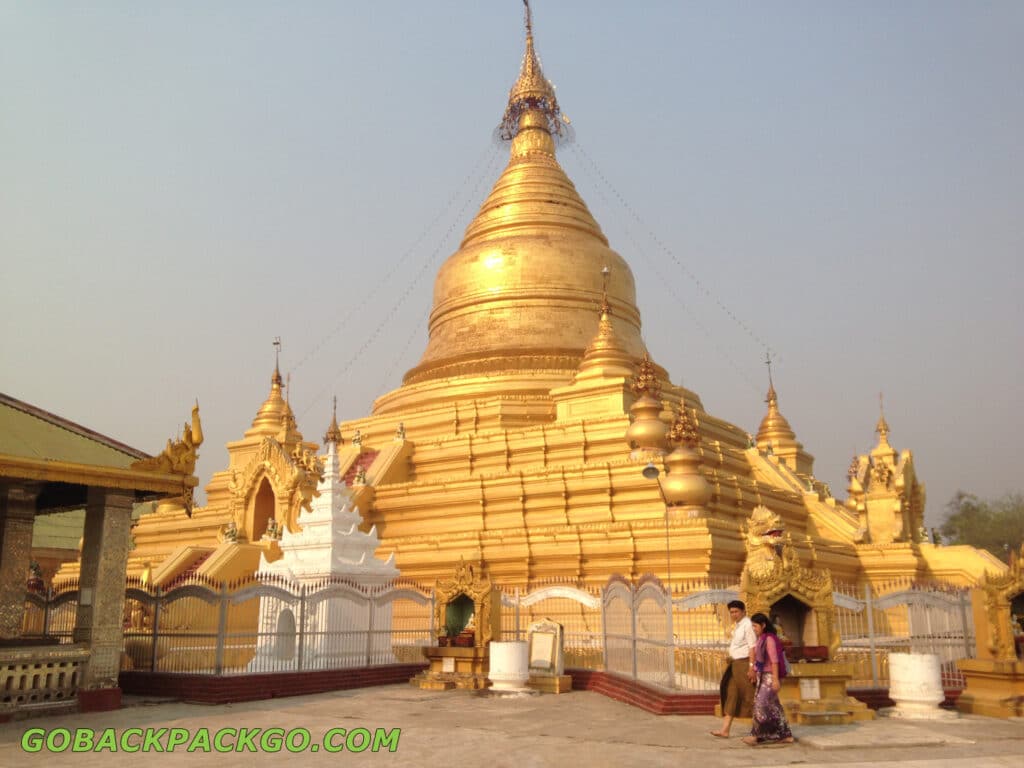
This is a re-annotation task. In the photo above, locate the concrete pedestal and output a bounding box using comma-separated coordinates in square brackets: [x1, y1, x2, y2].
[488, 641, 529, 691]
[881, 653, 957, 719]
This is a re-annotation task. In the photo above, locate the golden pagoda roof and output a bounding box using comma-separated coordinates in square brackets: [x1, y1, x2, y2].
[756, 381, 796, 444]
[246, 363, 297, 437]
[398, 8, 646, 392]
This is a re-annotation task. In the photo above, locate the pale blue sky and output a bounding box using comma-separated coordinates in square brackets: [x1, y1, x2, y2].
[1, 2, 1021, 529]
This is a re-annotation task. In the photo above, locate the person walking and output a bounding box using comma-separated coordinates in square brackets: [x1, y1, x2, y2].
[742, 612, 795, 746]
[710, 599, 756, 738]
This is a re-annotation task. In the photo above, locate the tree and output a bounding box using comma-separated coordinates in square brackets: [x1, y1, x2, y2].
[940, 491, 1024, 562]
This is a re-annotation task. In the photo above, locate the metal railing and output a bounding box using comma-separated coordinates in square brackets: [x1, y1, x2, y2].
[22, 574, 976, 690]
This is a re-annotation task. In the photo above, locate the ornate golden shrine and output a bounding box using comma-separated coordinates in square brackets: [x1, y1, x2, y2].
[740, 506, 872, 725]
[957, 544, 1024, 717]
[411, 559, 501, 690]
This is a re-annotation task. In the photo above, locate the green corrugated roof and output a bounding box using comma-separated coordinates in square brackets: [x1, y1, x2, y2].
[32, 510, 85, 550]
[0, 393, 146, 468]
[32, 501, 158, 551]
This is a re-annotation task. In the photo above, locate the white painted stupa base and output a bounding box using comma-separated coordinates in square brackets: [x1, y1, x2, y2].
[879, 652, 958, 720]
[488, 641, 530, 692]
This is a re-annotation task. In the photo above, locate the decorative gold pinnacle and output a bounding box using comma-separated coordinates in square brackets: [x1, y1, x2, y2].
[669, 405, 699, 448]
[324, 395, 343, 445]
[498, 0, 565, 142]
[630, 353, 661, 400]
[875, 391, 890, 445]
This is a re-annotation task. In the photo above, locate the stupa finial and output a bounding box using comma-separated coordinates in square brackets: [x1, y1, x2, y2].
[875, 391, 890, 445]
[669, 405, 699, 448]
[498, 0, 567, 142]
[630, 353, 661, 400]
[600, 265, 611, 316]
[765, 350, 777, 404]
[272, 336, 283, 387]
[324, 395, 343, 445]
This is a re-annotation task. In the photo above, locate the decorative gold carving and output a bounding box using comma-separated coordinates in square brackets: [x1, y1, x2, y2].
[743, 505, 785, 576]
[630, 353, 661, 400]
[979, 544, 1024, 660]
[669, 405, 699, 448]
[741, 506, 839, 659]
[228, 437, 322, 537]
[132, 403, 203, 475]
[498, 0, 566, 142]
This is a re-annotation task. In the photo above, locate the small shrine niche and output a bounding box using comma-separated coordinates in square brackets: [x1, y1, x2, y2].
[441, 594, 477, 647]
[770, 594, 826, 662]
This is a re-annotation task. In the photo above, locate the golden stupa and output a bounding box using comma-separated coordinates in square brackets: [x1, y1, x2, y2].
[95, 9, 1001, 594]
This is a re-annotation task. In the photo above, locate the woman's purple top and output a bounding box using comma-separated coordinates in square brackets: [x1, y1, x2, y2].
[755, 633, 782, 673]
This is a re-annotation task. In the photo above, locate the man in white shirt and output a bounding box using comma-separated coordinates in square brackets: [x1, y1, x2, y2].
[710, 599, 757, 738]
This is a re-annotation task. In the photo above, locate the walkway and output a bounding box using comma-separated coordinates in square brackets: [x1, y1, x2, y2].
[1, 685, 1022, 767]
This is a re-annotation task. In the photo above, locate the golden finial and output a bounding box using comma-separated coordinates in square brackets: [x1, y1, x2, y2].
[669, 405, 699, 448]
[630, 353, 661, 400]
[764, 350, 777, 404]
[324, 395, 343, 445]
[272, 337, 283, 387]
[600, 265, 611, 316]
[875, 391, 890, 444]
[499, 0, 565, 142]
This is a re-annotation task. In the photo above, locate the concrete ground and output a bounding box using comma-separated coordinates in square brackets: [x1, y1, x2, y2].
[1, 685, 1022, 767]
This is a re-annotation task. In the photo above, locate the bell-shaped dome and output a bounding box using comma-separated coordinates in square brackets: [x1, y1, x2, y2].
[756, 382, 796, 446]
[626, 354, 668, 456]
[662, 406, 710, 508]
[400, 23, 646, 390]
[247, 364, 288, 436]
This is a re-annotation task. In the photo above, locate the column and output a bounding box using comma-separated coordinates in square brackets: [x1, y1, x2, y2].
[74, 486, 133, 703]
[0, 483, 39, 638]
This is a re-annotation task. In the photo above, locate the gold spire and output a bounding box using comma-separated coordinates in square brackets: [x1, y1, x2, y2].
[756, 355, 795, 445]
[324, 395, 343, 445]
[248, 340, 291, 436]
[875, 392, 891, 447]
[576, 267, 634, 376]
[498, 0, 565, 142]
[249, 363, 288, 433]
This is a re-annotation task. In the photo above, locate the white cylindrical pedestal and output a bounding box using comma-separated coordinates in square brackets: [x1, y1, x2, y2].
[883, 652, 957, 719]
[488, 641, 530, 691]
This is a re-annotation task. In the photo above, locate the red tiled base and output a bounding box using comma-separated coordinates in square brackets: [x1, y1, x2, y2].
[567, 670, 718, 715]
[119, 664, 428, 705]
[78, 686, 122, 712]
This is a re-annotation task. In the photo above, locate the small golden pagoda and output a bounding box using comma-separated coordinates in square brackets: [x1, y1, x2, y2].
[118, 6, 999, 600]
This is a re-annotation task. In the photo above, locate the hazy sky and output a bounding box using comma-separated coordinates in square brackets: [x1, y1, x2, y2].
[2, 2, 1021, 530]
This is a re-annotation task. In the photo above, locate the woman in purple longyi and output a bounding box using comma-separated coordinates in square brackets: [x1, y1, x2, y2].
[743, 613, 795, 746]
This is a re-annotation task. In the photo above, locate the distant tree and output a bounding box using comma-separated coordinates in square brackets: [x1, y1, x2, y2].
[940, 491, 1024, 562]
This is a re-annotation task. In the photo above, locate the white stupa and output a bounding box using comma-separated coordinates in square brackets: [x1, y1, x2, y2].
[250, 403, 399, 671]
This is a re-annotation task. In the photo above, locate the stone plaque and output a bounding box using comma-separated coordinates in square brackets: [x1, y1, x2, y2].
[799, 678, 821, 700]
[442, 656, 455, 674]
[530, 632, 555, 670]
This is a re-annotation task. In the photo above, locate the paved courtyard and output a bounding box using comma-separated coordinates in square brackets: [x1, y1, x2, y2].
[1, 685, 1022, 767]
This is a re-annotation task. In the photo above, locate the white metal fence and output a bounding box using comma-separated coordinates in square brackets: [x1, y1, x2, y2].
[23, 574, 976, 690]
